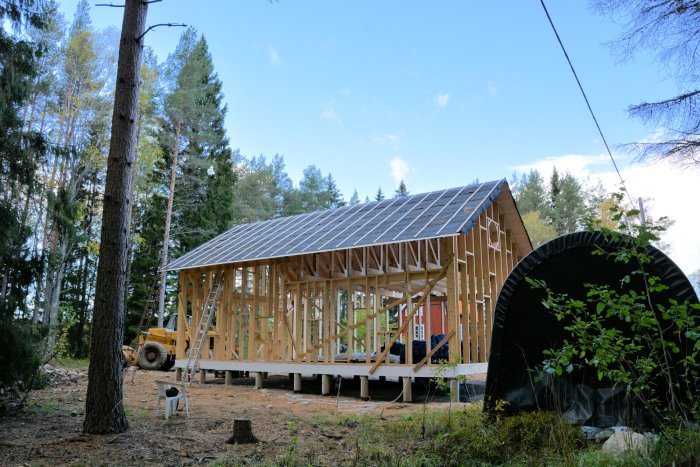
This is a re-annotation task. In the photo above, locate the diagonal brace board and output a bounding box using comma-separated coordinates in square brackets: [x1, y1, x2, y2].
[412, 330, 455, 372]
[294, 289, 414, 359]
[369, 255, 452, 374]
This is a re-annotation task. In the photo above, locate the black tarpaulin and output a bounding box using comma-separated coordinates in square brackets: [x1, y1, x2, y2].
[484, 231, 699, 427]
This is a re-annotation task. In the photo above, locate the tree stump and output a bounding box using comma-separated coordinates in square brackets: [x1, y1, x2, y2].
[226, 418, 257, 444]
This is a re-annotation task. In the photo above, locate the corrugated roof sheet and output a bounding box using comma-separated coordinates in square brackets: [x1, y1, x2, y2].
[167, 179, 507, 271]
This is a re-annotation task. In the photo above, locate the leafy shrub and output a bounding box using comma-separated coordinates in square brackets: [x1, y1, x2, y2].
[529, 195, 700, 426]
[0, 319, 46, 392]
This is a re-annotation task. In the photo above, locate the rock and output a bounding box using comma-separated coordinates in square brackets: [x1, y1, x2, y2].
[594, 429, 614, 443]
[4, 401, 19, 416]
[602, 431, 651, 455]
[71, 411, 78, 417]
[581, 426, 602, 440]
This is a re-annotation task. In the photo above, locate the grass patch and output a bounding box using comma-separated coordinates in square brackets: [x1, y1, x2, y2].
[34, 401, 65, 414]
[211, 407, 700, 466]
[52, 357, 89, 369]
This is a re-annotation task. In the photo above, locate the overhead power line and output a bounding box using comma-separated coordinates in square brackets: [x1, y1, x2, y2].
[538, 0, 636, 208]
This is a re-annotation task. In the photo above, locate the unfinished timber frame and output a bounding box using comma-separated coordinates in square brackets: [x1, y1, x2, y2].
[169, 180, 531, 400]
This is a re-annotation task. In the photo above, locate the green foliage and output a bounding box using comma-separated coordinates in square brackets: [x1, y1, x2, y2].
[521, 210, 557, 247]
[529, 193, 700, 425]
[393, 179, 409, 198]
[0, 320, 46, 392]
[516, 169, 547, 214]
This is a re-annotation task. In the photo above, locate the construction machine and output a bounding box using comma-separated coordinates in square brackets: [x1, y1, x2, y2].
[137, 314, 185, 371]
[137, 314, 217, 371]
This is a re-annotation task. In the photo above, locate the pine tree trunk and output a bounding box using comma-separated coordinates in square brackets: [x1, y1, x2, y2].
[83, 0, 148, 435]
[156, 121, 180, 328]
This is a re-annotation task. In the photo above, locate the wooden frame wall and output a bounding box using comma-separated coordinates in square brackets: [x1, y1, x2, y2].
[176, 200, 527, 372]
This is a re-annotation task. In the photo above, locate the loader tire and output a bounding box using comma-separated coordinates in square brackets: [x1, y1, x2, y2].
[161, 357, 175, 371]
[138, 342, 168, 370]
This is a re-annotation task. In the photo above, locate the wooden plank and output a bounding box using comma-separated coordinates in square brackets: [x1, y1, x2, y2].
[413, 330, 455, 372]
[467, 231, 478, 364]
[294, 285, 302, 361]
[250, 266, 259, 361]
[459, 234, 470, 362]
[176, 273, 187, 359]
[240, 267, 248, 360]
[445, 237, 460, 364]
[365, 277, 371, 363]
[368, 257, 451, 374]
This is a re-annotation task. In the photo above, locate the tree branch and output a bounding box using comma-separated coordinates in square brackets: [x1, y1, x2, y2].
[96, 3, 125, 7]
[136, 22, 186, 41]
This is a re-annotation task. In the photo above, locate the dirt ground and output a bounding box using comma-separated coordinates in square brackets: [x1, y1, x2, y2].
[0, 367, 483, 466]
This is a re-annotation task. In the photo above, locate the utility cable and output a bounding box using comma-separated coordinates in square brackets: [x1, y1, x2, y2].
[539, 0, 636, 208]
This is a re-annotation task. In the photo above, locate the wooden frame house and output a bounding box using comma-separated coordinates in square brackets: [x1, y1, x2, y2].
[167, 179, 531, 400]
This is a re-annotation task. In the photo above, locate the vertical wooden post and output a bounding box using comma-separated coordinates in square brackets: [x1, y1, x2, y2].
[239, 267, 247, 360]
[294, 286, 302, 361]
[406, 289, 413, 364]
[459, 235, 470, 362]
[347, 280, 354, 360]
[250, 266, 259, 361]
[364, 277, 371, 363]
[228, 268, 238, 361]
[473, 217, 486, 362]
[445, 237, 460, 364]
[467, 231, 478, 364]
[176, 273, 187, 359]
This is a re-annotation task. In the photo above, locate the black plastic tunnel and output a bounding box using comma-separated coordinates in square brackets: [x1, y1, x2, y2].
[484, 231, 699, 427]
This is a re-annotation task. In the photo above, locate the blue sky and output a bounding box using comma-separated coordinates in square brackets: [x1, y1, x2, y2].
[59, 1, 699, 275]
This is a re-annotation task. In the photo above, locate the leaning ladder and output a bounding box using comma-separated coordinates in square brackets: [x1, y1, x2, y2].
[183, 273, 225, 390]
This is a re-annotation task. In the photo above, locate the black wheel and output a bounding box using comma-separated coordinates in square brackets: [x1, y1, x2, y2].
[138, 342, 168, 370]
[160, 357, 175, 371]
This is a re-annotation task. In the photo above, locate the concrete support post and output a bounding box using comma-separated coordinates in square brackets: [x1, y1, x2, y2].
[293, 373, 302, 393]
[225, 370, 233, 385]
[360, 376, 369, 400]
[254, 372, 263, 389]
[321, 374, 331, 395]
[450, 379, 460, 402]
[402, 377, 412, 402]
[199, 369, 206, 384]
[175, 367, 182, 382]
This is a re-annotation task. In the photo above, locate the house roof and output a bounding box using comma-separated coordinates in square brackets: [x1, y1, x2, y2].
[167, 179, 526, 271]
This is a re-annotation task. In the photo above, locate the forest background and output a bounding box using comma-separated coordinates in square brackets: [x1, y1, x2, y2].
[1, 0, 698, 364]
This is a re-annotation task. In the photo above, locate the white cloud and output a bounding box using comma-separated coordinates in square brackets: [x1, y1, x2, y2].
[372, 133, 401, 149]
[321, 106, 336, 120]
[435, 93, 449, 108]
[511, 153, 700, 277]
[321, 103, 338, 122]
[268, 44, 281, 67]
[511, 153, 614, 179]
[390, 156, 410, 183]
[486, 81, 498, 96]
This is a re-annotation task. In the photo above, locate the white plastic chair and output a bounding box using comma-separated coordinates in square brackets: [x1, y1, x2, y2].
[155, 380, 189, 419]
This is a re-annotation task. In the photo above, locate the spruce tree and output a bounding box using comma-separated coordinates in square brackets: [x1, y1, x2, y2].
[375, 187, 385, 201]
[154, 30, 236, 325]
[394, 179, 409, 197]
[349, 190, 360, 205]
[516, 170, 547, 214]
